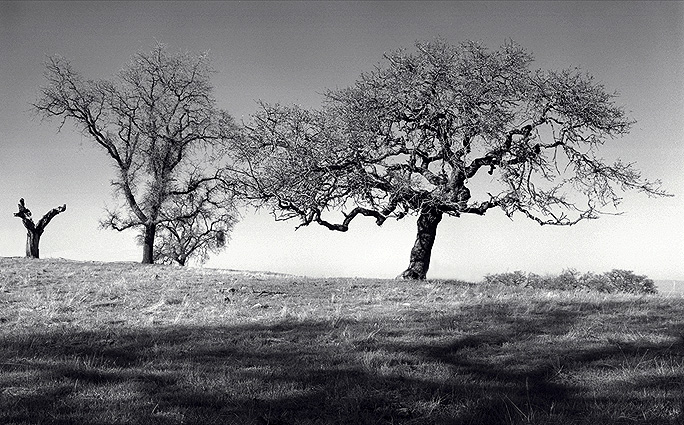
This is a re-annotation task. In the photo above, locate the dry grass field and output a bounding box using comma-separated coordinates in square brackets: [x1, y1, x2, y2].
[1, 257, 682, 424]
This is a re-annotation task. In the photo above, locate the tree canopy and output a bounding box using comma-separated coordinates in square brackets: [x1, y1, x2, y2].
[237, 39, 667, 279]
[35, 45, 238, 264]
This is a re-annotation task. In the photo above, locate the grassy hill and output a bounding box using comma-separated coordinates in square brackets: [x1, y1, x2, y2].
[1, 257, 682, 424]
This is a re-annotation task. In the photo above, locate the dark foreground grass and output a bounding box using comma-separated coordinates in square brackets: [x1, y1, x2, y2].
[1, 258, 682, 424]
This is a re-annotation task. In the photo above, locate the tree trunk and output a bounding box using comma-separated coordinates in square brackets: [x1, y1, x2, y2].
[26, 231, 41, 259]
[141, 223, 156, 264]
[399, 206, 443, 280]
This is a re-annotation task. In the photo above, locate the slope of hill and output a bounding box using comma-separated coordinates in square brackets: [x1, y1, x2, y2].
[1, 257, 682, 424]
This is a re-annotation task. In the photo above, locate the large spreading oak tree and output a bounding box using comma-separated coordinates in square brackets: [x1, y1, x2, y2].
[238, 39, 666, 279]
[35, 45, 238, 264]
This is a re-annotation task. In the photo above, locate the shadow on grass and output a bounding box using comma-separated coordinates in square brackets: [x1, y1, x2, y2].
[1, 301, 682, 425]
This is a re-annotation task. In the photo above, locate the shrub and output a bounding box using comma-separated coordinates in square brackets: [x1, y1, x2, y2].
[576, 272, 614, 293]
[545, 268, 582, 290]
[603, 269, 657, 294]
[483, 270, 528, 287]
[483, 269, 657, 295]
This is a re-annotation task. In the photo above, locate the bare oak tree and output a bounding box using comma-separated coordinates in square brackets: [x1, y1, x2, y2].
[238, 39, 667, 279]
[13, 198, 66, 259]
[35, 45, 238, 264]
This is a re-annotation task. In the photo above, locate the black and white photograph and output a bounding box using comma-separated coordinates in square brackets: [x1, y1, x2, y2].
[1, 1, 682, 423]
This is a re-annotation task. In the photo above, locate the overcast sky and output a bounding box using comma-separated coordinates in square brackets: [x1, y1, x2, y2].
[1, 1, 682, 281]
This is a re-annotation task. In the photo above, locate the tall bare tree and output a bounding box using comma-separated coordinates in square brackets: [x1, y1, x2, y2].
[13, 198, 66, 259]
[238, 39, 667, 279]
[35, 45, 238, 263]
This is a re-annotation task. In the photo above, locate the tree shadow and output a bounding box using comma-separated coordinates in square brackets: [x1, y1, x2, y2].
[1, 301, 682, 424]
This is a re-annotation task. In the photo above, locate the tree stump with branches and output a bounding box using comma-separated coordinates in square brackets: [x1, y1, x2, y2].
[13, 198, 66, 259]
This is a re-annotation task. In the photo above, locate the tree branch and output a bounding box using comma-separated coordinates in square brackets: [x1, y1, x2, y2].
[466, 124, 537, 179]
[14, 198, 66, 234]
[13, 198, 35, 232]
[312, 207, 389, 232]
[36, 204, 67, 232]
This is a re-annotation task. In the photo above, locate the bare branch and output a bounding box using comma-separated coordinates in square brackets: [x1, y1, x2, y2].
[13, 198, 35, 232]
[36, 204, 67, 232]
[313, 207, 389, 232]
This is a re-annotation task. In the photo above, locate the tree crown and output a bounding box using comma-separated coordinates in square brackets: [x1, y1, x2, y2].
[239, 39, 666, 230]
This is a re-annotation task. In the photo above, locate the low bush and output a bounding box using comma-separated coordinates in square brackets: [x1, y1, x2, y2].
[484, 268, 657, 294]
[601, 269, 657, 294]
[481, 270, 528, 287]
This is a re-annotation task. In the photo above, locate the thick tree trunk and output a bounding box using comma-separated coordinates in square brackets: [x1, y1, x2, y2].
[26, 232, 41, 258]
[141, 223, 156, 264]
[399, 207, 443, 280]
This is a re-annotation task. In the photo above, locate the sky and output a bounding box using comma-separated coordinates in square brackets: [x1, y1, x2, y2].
[1, 1, 682, 282]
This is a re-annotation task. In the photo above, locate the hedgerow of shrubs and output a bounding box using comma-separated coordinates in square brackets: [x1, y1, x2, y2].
[483, 269, 657, 294]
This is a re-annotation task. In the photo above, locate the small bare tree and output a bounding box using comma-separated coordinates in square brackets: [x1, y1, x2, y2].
[13, 198, 66, 259]
[35, 44, 239, 263]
